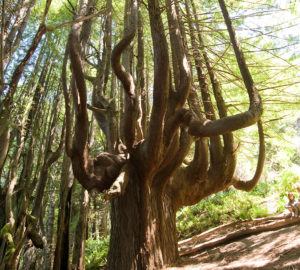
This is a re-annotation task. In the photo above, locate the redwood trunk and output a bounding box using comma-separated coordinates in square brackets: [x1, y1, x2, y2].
[107, 170, 178, 270]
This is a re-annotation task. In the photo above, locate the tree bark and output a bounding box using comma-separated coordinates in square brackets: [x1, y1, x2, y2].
[53, 154, 73, 270]
[71, 188, 89, 270]
[107, 163, 180, 269]
[44, 179, 56, 270]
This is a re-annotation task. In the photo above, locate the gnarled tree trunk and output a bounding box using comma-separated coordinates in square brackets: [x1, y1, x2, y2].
[65, 0, 265, 269]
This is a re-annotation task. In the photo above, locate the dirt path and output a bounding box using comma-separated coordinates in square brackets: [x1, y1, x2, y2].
[167, 224, 300, 269]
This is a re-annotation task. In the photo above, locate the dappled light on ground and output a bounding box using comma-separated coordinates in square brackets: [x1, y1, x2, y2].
[168, 224, 300, 269]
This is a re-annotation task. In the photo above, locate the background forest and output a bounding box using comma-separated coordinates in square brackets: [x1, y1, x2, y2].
[0, 0, 299, 269]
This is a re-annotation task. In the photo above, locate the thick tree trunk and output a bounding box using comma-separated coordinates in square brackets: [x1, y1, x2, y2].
[107, 169, 178, 270]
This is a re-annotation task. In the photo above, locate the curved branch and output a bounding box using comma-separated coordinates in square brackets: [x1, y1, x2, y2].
[87, 103, 107, 115]
[189, 109, 262, 137]
[46, 10, 105, 32]
[232, 120, 265, 191]
[111, 32, 136, 99]
[68, 17, 125, 193]
[184, 0, 224, 167]
[189, 0, 263, 138]
[186, 138, 209, 180]
[68, 21, 99, 190]
[190, 0, 235, 157]
[69, 24, 89, 159]
[111, 0, 137, 152]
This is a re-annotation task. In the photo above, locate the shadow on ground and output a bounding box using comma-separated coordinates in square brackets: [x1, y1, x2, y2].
[168, 224, 300, 270]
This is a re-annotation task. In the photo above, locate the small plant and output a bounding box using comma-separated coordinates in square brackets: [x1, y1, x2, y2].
[249, 205, 268, 218]
[85, 236, 110, 269]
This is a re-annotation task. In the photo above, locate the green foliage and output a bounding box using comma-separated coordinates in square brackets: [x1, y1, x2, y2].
[277, 170, 300, 192]
[177, 166, 300, 240]
[177, 189, 265, 239]
[0, 223, 11, 238]
[85, 237, 110, 269]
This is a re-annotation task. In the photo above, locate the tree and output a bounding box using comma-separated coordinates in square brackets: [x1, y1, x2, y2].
[65, 0, 265, 268]
[1, 0, 298, 269]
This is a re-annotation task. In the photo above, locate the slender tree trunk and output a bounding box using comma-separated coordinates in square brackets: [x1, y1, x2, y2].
[3, 0, 37, 67]
[53, 154, 73, 270]
[0, 0, 5, 93]
[71, 188, 89, 270]
[44, 179, 56, 270]
[99, 201, 109, 237]
[0, 0, 52, 177]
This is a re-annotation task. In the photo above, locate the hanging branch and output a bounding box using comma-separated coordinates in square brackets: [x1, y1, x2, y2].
[232, 120, 265, 191]
[166, 0, 265, 209]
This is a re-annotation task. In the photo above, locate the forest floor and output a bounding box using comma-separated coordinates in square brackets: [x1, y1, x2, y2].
[167, 223, 300, 270]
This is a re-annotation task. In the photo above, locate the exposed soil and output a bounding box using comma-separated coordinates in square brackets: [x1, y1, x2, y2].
[167, 223, 300, 269]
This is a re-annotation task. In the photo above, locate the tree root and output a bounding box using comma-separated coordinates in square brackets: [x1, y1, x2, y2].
[178, 214, 300, 256]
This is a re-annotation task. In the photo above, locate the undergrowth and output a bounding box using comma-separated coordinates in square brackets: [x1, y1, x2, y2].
[176, 169, 300, 240]
[83, 170, 300, 265]
[85, 237, 110, 269]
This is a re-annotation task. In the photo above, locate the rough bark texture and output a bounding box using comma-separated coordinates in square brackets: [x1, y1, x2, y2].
[108, 167, 178, 269]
